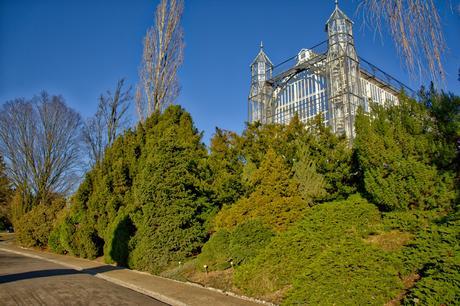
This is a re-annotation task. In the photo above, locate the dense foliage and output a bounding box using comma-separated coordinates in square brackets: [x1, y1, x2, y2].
[196, 219, 274, 270]
[214, 148, 306, 232]
[234, 195, 403, 304]
[9, 90, 459, 304]
[354, 94, 457, 211]
[50, 106, 213, 273]
[386, 211, 460, 305]
[15, 196, 65, 247]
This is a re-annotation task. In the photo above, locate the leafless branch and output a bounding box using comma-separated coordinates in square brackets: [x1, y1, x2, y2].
[0, 93, 83, 202]
[358, 0, 447, 85]
[82, 78, 132, 166]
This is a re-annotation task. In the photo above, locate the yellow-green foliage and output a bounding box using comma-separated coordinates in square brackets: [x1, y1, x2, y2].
[197, 219, 274, 271]
[15, 197, 65, 248]
[292, 143, 326, 201]
[283, 239, 402, 305]
[196, 229, 232, 271]
[214, 149, 307, 232]
[48, 207, 101, 259]
[48, 209, 77, 255]
[233, 195, 403, 304]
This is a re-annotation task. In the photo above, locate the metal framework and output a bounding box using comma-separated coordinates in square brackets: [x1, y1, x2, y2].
[325, 2, 362, 141]
[248, 2, 413, 142]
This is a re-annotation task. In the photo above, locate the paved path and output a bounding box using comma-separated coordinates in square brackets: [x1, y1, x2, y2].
[0, 250, 167, 306]
[0, 234, 266, 306]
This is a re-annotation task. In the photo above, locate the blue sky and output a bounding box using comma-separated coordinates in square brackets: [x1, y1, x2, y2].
[1, 0, 459, 143]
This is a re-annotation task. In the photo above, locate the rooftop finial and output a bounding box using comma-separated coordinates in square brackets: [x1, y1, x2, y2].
[260, 41, 264, 50]
[335, 0, 338, 8]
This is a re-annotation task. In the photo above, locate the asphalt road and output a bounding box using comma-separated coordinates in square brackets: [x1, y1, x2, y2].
[0, 250, 168, 306]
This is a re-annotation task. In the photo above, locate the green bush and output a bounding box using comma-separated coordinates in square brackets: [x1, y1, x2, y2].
[214, 149, 308, 232]
[15, 198, 65, 248]
[48, 227, 65, 254]
[126, 106, 212, 274]
[197, 220, 274, 271]
[229, 219, 274, 266]
[400, 212, 460, 304]
[403, 260, 460, 305]
[48, 207, 101, 259]
[234, 195, 394, 301]
[354, 96, 457, 211]
[196, 229, 232, 271]
[74, 221, 101, 259]
[49, 209, 78, 255]
[382, 210, 440, 233]
[284, 239, 402, 305]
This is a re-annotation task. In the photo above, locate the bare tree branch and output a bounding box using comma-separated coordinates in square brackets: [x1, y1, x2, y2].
[0, 93, 82, 203]
[82, 78, 132, 166]
[137, 0, 184, 120]
[358, 0, 447, 85]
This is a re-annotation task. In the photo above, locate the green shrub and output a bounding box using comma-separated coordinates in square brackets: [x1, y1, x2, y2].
[400, 212, 460, 304]
[382, 210, 440, 233]
[229, 219, 274, 266]
[48, 225, 65, 254]
[58, 216, 79, 255]
[197, 220, 274, 271]
[214, 149, 308, 232]
[127, 106, 212, 274]
[354, 96, 457, 211]
[234, 195, 389, 300]
[49, 209, 77, 255]
[284, 239, 402, 305]
[15, 198, 65, 248]
[74, 221, 101, 259]
[196, 229, 232, 271]
[403, 260, 460, 305]
[48, 207, 101, 258]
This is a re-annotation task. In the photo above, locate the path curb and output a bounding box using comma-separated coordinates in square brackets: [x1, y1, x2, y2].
[0, 246, 190, 306]
[0, 245, 270, 306]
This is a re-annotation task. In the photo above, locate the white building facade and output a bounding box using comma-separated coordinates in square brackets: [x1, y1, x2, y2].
[248, 3, 402, 142]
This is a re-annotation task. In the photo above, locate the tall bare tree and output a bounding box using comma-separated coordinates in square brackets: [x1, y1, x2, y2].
[358, 0, 447, 84]
[136, 0, 184, 121]
[0, 92, 82, 203]
[82, 78, 132, 166]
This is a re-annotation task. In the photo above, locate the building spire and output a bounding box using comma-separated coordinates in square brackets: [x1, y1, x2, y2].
[260, 41, 264, 50]
[335, 0, 338, 8]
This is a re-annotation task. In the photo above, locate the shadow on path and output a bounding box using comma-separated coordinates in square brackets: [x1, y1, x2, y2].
[0, 268, 79, 284]
[0, 263, 123, 284]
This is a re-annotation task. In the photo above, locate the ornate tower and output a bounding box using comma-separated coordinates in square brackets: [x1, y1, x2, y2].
[248, 42, 274, 124]
[325, 1, 363, 141]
